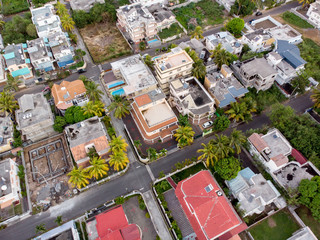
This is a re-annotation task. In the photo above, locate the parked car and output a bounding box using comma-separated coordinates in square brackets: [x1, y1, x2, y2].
[249, 19, 256, 25]
[128, 39, 134, 45]
[78, 69, 87, 73]
[256, 11, 262, 16]
[202, 121, 213, 129]
[42, 86, 51, 94]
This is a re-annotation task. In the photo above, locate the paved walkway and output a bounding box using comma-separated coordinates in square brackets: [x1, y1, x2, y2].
[142, 191, 172, 240]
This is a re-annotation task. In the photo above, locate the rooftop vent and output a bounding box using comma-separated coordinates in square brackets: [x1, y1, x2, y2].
[216, 190, 223, 197]
[1, 185, 7, 191]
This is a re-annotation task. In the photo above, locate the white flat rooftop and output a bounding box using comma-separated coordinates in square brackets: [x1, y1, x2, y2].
[142, 102, 175, 127]
[261, 129, 292, 158]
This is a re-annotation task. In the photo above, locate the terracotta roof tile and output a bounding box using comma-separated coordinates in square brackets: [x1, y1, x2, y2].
[135, 94, 152, 107]
[271, 154, 289, 167]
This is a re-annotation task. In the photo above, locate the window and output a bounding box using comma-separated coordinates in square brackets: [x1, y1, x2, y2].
[205, 184, 213, 193]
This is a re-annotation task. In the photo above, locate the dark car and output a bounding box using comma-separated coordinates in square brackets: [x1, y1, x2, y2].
[78, 69, 87, 73]
[128, 39, 134, 45]
[37, 77, 43, 82]
[256, 11, 262, 16]
[249, 19, 256, 24]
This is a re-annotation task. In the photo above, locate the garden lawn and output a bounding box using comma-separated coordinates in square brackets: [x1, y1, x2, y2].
[158, 23, 183, 39]
[299, 38, 320, 82]
[171, 163, 207, 183]
[173, 0, 224, 30]
[249, 209, 300, 240]
[295, 206, 320, 239]
[154, 180, 172, 195]
[282, 12, 314, 29]
[2, 0, 29, 15]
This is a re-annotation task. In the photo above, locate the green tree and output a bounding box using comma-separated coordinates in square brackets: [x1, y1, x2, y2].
[55, 216, 63, 226]
[230, 0, 256, 17]
[213, 115, 230, 131]
[210, 44, 231, 69]
[53, 116, 67, 133]
[298, 0, 315, 7]
[147, 147, 158, 161]
[72, 10, 89, 28]
[86, 156, 109, 179]
[110, 136, 128, 152]
[226, 18, 245, 37]
[0, 90, 18, 115]
[311, 86, 320, 108]
[178, 114, 190, 127]
[229, 129, 246, 154]
[107, 95, 131, 119]
[4, 74, 22, 92]
[0, 21, 5, 31]
[67, 167, 89, 189]
[55, 1, 68, 16]
[26, 24, 37, 38]
[191, 26, 204, 40]
[109, 151, 129, 171]
[215, 156, 241, 180]
[225, 101, 251, 123]
[291, 71, 310, 94]
[192, 60, 206, 82]
[174, 125, 195, 148]
[82, 101, 105, 117]
[144, 55, 154, 70]
[210, 134, 233, 160]
[61, 15, 75, 32]
[85, 81, 103, 102]
[35, 223, 46, 234]
[139, 41, 146, 51]
[79, 75, 90, 86]
[64, 106, 88, 124]
[268, 103, 295, 129]
[134, 140, 142, 151]
[197, 142, 217, 167]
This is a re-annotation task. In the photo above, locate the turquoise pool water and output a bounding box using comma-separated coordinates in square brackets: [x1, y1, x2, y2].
[148, 39, 160, 44]
[108, 81, 124, 89]
[112, 88, 125, 96]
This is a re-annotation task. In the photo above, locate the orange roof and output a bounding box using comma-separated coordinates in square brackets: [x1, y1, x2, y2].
[51, 80, 87, 109]
[248, 133, 268, 152]
[70, 135, 110, 162]
[134, 94, 152, 107]
[271, 154, 289, 167]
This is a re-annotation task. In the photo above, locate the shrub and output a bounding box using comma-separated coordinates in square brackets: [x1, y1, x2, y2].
[213, 115, 230, 131]
[145, 212, 150, 218]
[115, 196, 125, 205]
[53, 116, 67, 133]
[158, 23, 183, 39]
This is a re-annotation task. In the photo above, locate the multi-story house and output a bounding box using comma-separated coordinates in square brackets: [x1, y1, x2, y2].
[0, 158, 21, 209]
[31, 4, 62, 38]
[307, 0, 320, 28]
[27, 38, 55, 72]
[0, 55, 7, 84]
[117, 3, 157, 43]
[231, 58, 278, 91]
[0, 113, 14, 154]
[241, 29, 275, 52]
[130, 89, 178, 143]
[154, 47, 194, 94]
[205, 32, 243, 55]
[148, 5, 176, 31]
[16, 93, 55, 142]
[51, 80, 88, 114]
[4, 44, 34, 81]
[130, 0, 166, 7]
[70, 0, 104, 12]
[169, 76, 216, 124]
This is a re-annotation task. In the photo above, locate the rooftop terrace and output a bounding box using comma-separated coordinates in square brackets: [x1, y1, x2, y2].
[0, 159, 12, 197]
[155, 48, 193, 72]
[261, 129, 292, 159]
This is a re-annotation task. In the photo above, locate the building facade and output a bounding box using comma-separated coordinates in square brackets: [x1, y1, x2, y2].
[307, 0, 320, 28]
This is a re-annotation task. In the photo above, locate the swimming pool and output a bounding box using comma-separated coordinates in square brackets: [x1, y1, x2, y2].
[108, 81, 124, 89]
[112, 88, 125, 96]
[148, 39, 160, 44]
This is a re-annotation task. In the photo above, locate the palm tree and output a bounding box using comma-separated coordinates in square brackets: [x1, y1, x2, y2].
[79, 75, 90, 86]
[85, 81, 103, 102]
[86, 156, 109, 179]
[55, 1, 67, 16]
[82, 101, 105, 117]
[109, 151, 129, 171]
[298, 0, 314, 7]
[191, 26, 204, 40]
[110, 136, 128, 152]
[225, 101, 250, 123]
[55, 216, 63, 226]
[311, 87, 320, 109]
[67, 167, 89, 189]
[192, 60, 206, 80]
[107, 95, 131, 119]
[35, 223, 46, 234]
[147, 147, 157, 161]
[197, 142, 218, 167]
[229, 129, 246, 154]
[211, 45, 231, 69]
[133, 140, 142, 151]
[0, 90, 18, 115]
[211, 134, 233, 160]
[242, 97, 257, 113]
[5, 74, 22, 92]
[61, 15, 75, 32]
[174, 125, 195, 148]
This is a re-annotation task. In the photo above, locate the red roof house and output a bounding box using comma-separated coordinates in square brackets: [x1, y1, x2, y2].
[94, 205, 141, 240]
[175, 170, 247, 240]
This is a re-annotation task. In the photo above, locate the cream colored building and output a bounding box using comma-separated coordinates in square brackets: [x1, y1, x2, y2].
[154, 47, 194, 94]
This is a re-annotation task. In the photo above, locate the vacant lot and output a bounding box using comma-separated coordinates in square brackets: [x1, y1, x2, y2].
[296, 206, 320, 239]
[173, 0, 225, 31]
[80, 21, 131, 63]
[2, 0, 29, 15]
[249, 209, 300, 240]
[282, 12, 314, 29]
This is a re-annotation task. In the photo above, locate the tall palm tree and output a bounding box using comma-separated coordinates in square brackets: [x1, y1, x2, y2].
[210, 44, 231, 69]
[174, 125, 195, 148]
[55, 1, 67, 16]
[82, 101, 105, 117]
[5, 75, 22, 92]
[191, 26, 204, 40]
[229, 129, 246, 154]
[79, 75, 90, 86]
[86, 156, 109, 179]
[311, 87, 320, 109]
[61, 15, 75, 32]
[0, 90, 18, 115]
[67, 167, 89, 189]
[242, 97, 257, 113]
[109, 151, 129, 171]
[225, 101, 250, 123]
[197, 142, 218, 167]
[110, 136, 128, 152]
[85, 81, 103, 102]
[192, 60, 206, 80]
[211, 134, 233, 160]
[107, 95, 131, 119]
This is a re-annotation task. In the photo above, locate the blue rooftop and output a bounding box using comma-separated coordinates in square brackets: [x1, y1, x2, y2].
[3, 52, 15, 60]
[226, 167, 255, 195]
[229, 86, 249, 98]
[277, 40, 306, 69]
[219, 93, 236, 108]
[11, 67, 30, 77]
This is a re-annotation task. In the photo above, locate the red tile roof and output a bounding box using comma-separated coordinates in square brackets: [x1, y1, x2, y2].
[271, 154, 289, 167]
[175, 170, 246, 240]
[291, 148, 307, 165]
[248, 133, 268, 152]
[95, 205, 141, 240]
[134, 94, 152, 107]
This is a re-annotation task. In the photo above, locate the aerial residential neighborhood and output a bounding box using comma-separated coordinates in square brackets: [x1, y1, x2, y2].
[0, 0, 320, 239]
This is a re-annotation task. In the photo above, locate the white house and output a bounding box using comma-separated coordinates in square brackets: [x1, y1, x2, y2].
[307, 0, 320, 29]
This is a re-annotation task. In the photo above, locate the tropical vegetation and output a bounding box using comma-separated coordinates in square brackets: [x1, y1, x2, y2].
[174, 125, 195, 148]
[86, 156, 109, 179]
[311, 86, 320, 108]
[214, 156, 241, 180]
[299, 39, 320, 82]
[226, 18, 245, 38]
[210, 44, 237, 69]
[282, 11, 314, 29]
[158, 23, 183, 39]
[64, 106, 89, 124]
[110, 136, 128, 152]
[109, 151, 129, 171]
[82, 101, 105, 117]
[53, 116, 67, 133]
[68, 167, 89, 189]
[107, 95, 131, 119]
[230, 0, 256, 17]
[0, 90, 18, 115]
[2, 0, 29, 15]
[35, 223, 46, 234]
[191, 26, 204, 40]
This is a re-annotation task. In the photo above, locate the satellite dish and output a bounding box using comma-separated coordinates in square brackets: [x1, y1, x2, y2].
[1, 185, 7, 191]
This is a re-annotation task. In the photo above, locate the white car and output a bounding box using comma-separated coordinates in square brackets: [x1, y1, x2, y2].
[202, 121, 213, 129]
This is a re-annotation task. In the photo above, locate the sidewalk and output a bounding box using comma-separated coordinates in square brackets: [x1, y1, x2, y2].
[142, 190, 172, 240]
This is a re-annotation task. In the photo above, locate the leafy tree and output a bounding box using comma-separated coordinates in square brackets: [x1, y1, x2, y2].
[231, 0, 256, 17]
[87, 147, 98, 159]
[35, 223, 46, 234]
[291, 71, 310, 94]
[174, 125, 195, 148]
[82, 101, 105, 117]
[107, 95, 131, 119]
[0, 90, 18, 115]
[0, 20, 5, 31]
[86, 156, 109, 179]
[55, 1, 68, 16]
[4, 74, 22, 92]
[226, 18, 245, 37]
[311, 86, 320, 108]
[67, 167, 89, 189]
[110, 136, 128, 152]
[139, 41, 146, 51]
[72, 10, 89, 28]
[55, 216, 63, 226]
[215, 156, 241, 180]
[61, 15, 75, 32]
[85, 80, 103, 103]
[53, 116, 67, 133]
[26, 24, 37, 38]
[191, 26, 204, 40]
[144, 55, 154, 70]
[192, 60, 206, 82]
[229, 129, 246, 154]
[213, 115, 230, 131]
[211, 134, 234, 160]
[268, 103, 295, 129]
[109, 151, 129, 171]
[241, 44, 250, 57]
[178, 114, 190, 127]
[225, 101, 251, 123]
[210, 44, 231, 69]
[64, 106, 88, 124]
[197, 142, 217, 167]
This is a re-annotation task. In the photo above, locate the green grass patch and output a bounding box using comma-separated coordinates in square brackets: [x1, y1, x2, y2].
[154, 180, 172, 195]
[299, 38, 320, 82]
[173, 0, 224, 30]
[282, 12, 314, 29]
[13, 204, 23, 215]
[2, 0, 29, 15]
[296, 206, 320, 239]
[158, 23, 184, 39]
[171, 163, 206, 183]
[249, 209, 300, 240]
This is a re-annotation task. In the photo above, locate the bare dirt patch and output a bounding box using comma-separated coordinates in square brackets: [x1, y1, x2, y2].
[80, 21, 131, 63]
[268, 217, 277, 228]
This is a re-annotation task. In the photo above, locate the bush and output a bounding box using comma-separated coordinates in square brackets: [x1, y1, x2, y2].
[145, 212, 150, 218]
[138, 196, 146, 210]
[214, 156, 241, 180]
[53, 116, 67, 133]
[65, 106, 88, 124]
[115, 196, 125, 204]
[158, 23, 183, 39]
[13, 125, 23, 148]
[213, 115, 230, 131]
[2, 0, 29, 15]
[299, 38, 320, 82]
[282, 12, 314, 29]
